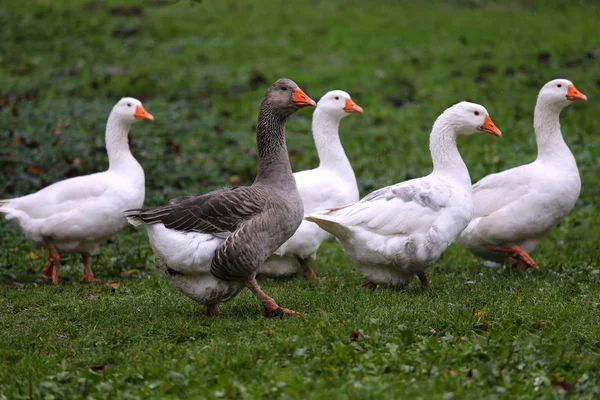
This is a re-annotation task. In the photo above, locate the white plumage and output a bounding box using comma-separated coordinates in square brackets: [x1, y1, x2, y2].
[142, 223, 244, 305]
[0, 97, 153, 283]
[307, 101, 502, 288]
[260, 90, 362, 279]
[458, 79, 586, 268]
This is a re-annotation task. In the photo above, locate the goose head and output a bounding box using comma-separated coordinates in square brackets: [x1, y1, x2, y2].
[263, 79, 316, 116]
[112, 97, 154, 124]
[317, 90, 363, 120]
[444, 101, 502, 137]
[538, 79, 587, 107]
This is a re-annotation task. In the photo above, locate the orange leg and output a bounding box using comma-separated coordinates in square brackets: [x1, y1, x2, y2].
[205, 304, 220, 317]
[42, 239, 60, 285]
[417, 272, 429, 288]
[300, 257, 318, 280]
[487, 245, 538, 270]
[245, 279, 297, 316]
[80, 252, 100, 283]
[361, 280, 377, 291]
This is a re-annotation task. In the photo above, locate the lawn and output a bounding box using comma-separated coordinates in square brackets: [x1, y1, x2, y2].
[1, 0, 600, 398]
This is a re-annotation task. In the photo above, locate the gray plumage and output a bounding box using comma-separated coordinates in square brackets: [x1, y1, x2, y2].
[126, 78, 305, 282]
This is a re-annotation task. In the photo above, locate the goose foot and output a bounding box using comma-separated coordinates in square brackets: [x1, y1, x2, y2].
[487, 245, 537, 270]
[417, 272, 429, 288]
[205, 304, 220, 317]
[80, 252, 100, 283]
[42, 240, 60, 285]
[300, 257, 318, 280]
[361, 281, 377, 292]
[245, 278, 298, 316]
[263, 306, 298, 317]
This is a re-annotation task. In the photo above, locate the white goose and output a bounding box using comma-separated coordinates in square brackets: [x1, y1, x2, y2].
[307, 102, 501, 289]
[0, 97, 153, 284]
[458, 79, 587, 269]
[259, 90, 362, 280]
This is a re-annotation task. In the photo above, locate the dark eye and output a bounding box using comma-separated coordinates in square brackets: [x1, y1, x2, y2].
[282, 87, 287, 91]
[127, 103, 131, 107]
[557, 84, 562, 88]
[335, 96, 339, 100]
[474, 111, 480, 116]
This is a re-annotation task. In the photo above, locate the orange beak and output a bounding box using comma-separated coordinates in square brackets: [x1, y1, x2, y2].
[292, 88, 317, 108]
[566, 84, 587, 101]
[344, 98, 364, 113]
[479, 115, 502, 137]
[134, 105, 154, 120]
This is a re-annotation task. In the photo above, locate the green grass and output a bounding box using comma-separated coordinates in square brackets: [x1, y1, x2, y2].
[1, 0, 600, 398]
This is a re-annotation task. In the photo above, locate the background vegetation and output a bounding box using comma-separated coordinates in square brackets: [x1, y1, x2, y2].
[1, 0, 599, 398]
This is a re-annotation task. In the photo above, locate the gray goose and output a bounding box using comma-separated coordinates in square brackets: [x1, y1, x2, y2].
[126, 79, 316, 316]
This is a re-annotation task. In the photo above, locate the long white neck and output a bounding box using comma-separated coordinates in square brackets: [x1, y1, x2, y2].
[312, 109, 354, 179]
[533, 100, 574, 163]
[105, 114, 137, 171]
[429, 117, 471, 187]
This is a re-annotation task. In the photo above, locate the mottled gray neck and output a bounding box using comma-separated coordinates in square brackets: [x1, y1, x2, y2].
[254, 107, 295, 188]
[533, 99, 572, 161]
[429, 118, 470, 186]
[312, 109, 354, 178]
[106, 114, 136, 170]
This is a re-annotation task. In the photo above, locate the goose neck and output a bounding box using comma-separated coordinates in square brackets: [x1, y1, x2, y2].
[254, 107, 295, 188]
[106, 115, 135, 170]
[429, 119, 470, 185]
[533, 100, 571, 160]
[312, 109, 352, 172]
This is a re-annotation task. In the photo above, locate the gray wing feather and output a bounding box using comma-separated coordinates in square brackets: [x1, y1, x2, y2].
[158, 186, 267, 234]
[361, 180, 449, 212]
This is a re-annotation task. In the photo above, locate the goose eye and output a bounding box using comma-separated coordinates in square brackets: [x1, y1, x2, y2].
[557, 84, 562, 88]
[127, 103, 131, 107]
[282, 87, 287, 91]
[335, 96, 339, 100]
[474, 111, 480, 116]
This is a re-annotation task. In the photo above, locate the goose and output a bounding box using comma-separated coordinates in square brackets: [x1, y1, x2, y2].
[306, 102, 501, 289]
[458, 79, 586, 269]
[126, 79, 316, 317]
[0, 97, 153, 284]
[259, 90, 362, 280]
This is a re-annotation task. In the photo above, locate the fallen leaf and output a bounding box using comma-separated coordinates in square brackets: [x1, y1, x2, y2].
[474, 311, 487, 317]
[535, 320, 541, 329]
[349, 330, 360, 341]
[336, 287, 342, 293]
[551, 379, 573, 390]
[28, 251, 39, 260]
[27, 165, 42, 175]
[90, 363, 112, 371]
[56, 333, 68, 340]
[11, 137, 23, 145]
[121, 269, 139, 277]
[229, 175, 241, 185]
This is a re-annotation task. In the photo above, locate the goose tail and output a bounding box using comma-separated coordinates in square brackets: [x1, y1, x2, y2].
[124, 206, 173, 227]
